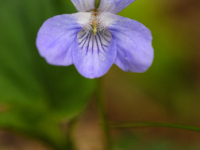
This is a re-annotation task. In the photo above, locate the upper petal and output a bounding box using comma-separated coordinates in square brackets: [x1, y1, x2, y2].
[98, 0, 136, 14]
[104, 13, 154, 72]
[71, 0, 96, 12]
[73, 29, 117, 79]
[36, 13, 91, 66]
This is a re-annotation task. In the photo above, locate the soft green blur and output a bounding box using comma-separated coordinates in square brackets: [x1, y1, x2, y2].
[0, 0, 200, 150]
[0, 0, 95, 149]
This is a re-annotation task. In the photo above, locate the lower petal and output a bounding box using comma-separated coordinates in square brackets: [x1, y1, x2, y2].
[105, 13, 154, 72]
[73, 29, 117, 79]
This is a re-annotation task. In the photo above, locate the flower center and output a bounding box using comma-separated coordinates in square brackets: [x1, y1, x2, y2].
[90, 9, 100, 35]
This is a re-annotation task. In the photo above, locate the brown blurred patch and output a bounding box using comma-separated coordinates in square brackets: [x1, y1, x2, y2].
[0, 130, 52, 150]
[169, 0, 200, 87]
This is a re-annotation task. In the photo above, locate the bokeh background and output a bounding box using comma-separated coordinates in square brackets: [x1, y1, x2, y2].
[0, 0, 200, 149]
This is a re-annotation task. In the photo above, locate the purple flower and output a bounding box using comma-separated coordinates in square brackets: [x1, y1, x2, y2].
[36, 0, 154, 79]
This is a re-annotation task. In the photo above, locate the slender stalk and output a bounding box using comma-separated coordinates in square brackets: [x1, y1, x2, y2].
[110, 121, 200, 132]
[95, 0, 101, 8]
[95, 77, 112, 150]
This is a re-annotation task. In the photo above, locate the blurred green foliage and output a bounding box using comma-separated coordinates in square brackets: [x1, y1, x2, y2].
[0, 0, 95, 149]
[118, 0, 194, 113]
[114, 132, 200, 150]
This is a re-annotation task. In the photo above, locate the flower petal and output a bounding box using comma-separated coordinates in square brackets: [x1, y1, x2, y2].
[71, 0, 96, 12]
[103, 13, 154, 72]
[98, 0, 136, 14]
[36, 13, 91, 66]
[73, 30, 117, 78]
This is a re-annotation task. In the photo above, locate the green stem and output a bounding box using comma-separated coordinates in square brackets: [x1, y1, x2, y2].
[110, 122, 200, 132]
[95, 77, 112, 150]
[95, 0, 101, 8]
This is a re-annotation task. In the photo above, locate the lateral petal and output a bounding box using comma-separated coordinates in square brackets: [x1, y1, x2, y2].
[104, 13, 154, 72]
[71, 0, 96, 12]
[73, 30, 117, 79]
[36, 13, 91, 66]
[98, 0, 135, 14]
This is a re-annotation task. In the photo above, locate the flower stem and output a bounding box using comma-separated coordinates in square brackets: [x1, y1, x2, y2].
[95, 0, 100, 8]
[110, 121, 200, 132]
[95, 77, 112, 150]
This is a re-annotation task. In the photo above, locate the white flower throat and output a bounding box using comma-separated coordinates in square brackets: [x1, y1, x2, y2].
[73, 10, 116, 36]
[72, 10, 117, 54]
[72, 9, 115, 54]
[85, 9, 102, 36]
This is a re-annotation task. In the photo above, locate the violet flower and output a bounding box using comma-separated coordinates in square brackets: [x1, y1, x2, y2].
[36, 0, 154, 79]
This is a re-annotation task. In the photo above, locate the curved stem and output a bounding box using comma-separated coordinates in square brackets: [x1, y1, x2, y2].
[110, 121, 200, 132]
[95, 77, 112, 150]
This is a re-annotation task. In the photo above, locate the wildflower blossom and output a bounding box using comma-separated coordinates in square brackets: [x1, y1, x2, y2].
[36, 0, 154, 78]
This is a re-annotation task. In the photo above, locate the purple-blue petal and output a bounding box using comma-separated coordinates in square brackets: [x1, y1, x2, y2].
[71, 0, 95, 12]
[98, 0, 136, 14]
[73, 30, 117, 79]
[106, 14, 154, 72]
[36, 14, 82, 66]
